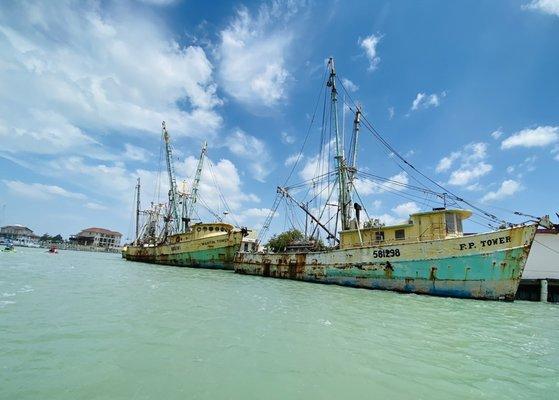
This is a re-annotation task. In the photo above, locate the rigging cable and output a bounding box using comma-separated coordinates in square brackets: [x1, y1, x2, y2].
[336, 75, 508, 226]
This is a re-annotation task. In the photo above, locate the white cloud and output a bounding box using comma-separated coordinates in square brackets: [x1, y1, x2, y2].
[281, 131, 295, 144]
[388, 107, 395, 120]
[217, 3, 303, 108]
[42, 150, 261, 226]
[354, 172, 409, 196]
[354, 178, 376, 196]
[411, 91, 446, 111]
[392, 201, 420, 217]
[523, 0, 559, 16]
[359, 33, 382, 71]
[371, 200, 382, 210]
[235, 207, 277, 230]
[241, 208, 274, 218]
[299, 139, 334, 182]
[3, 180, 86, 200]
[178, 155, 260, 215]
[123, 143, 151, 162]
[284, 153, 301, 166]
[490, 129, 503, 140]
[449, 162, 492, 186]
[225, 129, 272, 182]
[366, 201, 420, 227]
[368, 213, 405, 226]
[481, 180, 522, 202]
[381, 172, 409, 192]
[435, 151, 460, 173]
[0, 1, 222, 161]
[342, 78, 359, 92]
[47, 157, 142, 203]
[85, 202, 108, 211]
[436, 142, 492, 187]
[501, 126, 559, 149]
[138, 0, 177, 5]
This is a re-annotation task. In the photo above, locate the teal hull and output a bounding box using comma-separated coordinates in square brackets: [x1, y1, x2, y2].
[125, 244, 240, 270]
[235, 224, 536, 301]
[318, 248, 526, 300]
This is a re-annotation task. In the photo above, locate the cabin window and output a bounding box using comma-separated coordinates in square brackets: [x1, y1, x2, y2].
[456, 217, 463, 233]
[244, 243, 249, 252]
[375, 231, 385, 241]
[221, 228, 225, 232]
[209, 227, 214, 232]
[395, 229, 405, 240]
[197, 227, 201, 232]
[203, 227, 208, 231]
[445, 213, 456, 233]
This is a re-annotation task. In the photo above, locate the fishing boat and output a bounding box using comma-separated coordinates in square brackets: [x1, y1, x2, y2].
[234, 58, 549, 301]
[122, 122, 247, 269]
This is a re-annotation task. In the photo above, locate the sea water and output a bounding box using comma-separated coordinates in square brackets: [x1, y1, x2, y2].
[1, 248, 558, 399]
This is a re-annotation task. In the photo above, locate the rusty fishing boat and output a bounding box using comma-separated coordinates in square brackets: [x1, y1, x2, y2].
[234, 58, 547, 300]
[122, 122, 247, 269]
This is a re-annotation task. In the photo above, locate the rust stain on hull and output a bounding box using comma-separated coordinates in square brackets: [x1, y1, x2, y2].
[234, 225, 537, 301]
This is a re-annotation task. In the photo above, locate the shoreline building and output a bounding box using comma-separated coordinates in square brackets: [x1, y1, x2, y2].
[0, 224, 39, 246]
[70, 227, 122, 249]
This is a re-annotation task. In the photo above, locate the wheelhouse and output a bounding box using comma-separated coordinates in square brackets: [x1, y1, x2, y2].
[340, 208, 472, 249]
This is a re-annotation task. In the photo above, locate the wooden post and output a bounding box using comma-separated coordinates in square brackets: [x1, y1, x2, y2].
[540, 279, 548, 302]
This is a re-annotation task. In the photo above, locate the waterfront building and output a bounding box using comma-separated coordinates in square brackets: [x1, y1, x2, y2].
[0, 224, 37, 241]
[71, 227, 122, 249]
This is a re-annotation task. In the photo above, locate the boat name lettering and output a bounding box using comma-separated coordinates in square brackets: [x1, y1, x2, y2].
[373, 249, 400, 258]
[459, 235, 511, 251]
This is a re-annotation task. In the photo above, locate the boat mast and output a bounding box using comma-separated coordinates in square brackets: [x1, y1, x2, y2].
[348, 106, 361, 184]
[327, 58, 352, 231]
[135, 177, 141, 244]
[183, 141, 207, 230]
[162, 121, 180, 234]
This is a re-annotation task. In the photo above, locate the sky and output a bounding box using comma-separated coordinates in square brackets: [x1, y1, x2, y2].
[0, 0, 558, 241]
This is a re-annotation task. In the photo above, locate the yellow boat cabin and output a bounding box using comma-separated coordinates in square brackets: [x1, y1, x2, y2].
[340, 208, 473, 249]
[168, 222, 235, 244]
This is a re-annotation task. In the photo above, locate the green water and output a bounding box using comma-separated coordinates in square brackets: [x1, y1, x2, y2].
[1, 248, 558, 399]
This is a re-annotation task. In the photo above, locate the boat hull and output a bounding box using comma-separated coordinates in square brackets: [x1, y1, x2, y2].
[234, 225, 538, 300]
[124, 230, 244, 270]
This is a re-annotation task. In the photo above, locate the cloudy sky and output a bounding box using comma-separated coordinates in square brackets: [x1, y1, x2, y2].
[0, 0, 558, 240]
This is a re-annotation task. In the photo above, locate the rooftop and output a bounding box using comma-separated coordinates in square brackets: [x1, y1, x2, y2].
[78, 227, 122, 236]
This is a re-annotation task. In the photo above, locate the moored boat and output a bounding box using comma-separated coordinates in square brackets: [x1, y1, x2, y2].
[236, 210, 538, 300]
[122, 122, 247, 269]
[233, 58, 545, 301]
[124, 222, 245, 269]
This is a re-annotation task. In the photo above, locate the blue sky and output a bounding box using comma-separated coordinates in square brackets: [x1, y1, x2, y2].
[0, 0, 558, 240]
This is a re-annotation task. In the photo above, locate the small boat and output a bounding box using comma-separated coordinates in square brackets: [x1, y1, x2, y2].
[48, 246, 58, 254]
[3, 243, 15, 252]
